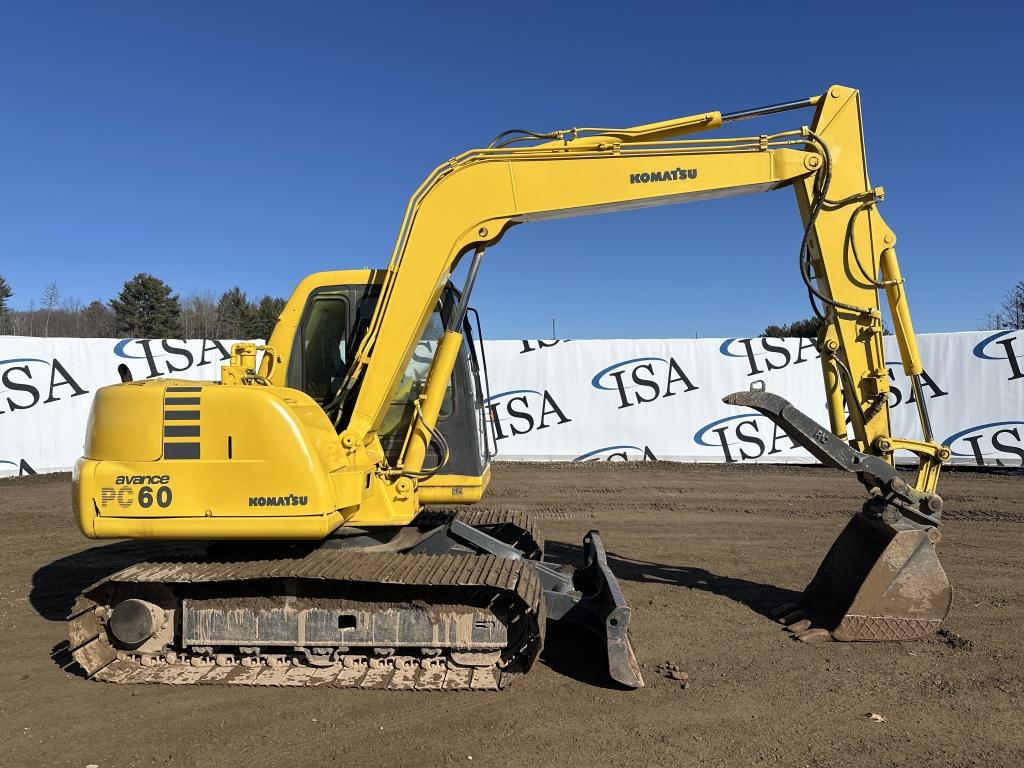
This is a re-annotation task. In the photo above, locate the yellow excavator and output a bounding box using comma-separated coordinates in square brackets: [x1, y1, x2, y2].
[68, 85, 952, 690]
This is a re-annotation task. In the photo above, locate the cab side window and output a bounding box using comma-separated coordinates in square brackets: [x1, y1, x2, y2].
[379, 303, 454, 440]
[299, 296, 348, 402]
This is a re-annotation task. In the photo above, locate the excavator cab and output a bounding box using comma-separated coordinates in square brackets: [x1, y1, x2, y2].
[279, 273, 493, 499]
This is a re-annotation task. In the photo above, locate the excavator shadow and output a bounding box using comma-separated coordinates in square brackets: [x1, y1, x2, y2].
[50, 640, 84, 678]
[544, 540, 801, 624]
[539, 540, 801, 685]
[31, 540, 209, 622]
[540, 623, 629, 688]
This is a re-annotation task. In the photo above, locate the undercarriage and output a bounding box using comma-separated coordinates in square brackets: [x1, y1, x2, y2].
[68, 510, 643, 690]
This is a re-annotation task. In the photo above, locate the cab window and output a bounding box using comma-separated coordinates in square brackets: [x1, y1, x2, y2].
[299, 296, 348, 402]
[379, 303, 454, 439]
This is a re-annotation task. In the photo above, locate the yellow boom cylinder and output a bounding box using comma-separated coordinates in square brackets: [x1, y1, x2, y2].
[879, 247, 923, 377]
[821, 352, 847, 439]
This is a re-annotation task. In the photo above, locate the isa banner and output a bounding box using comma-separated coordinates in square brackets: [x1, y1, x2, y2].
[480, 331, 1023, 467]
[1, 331, 1022, 476]
[0, 337, 247, 475]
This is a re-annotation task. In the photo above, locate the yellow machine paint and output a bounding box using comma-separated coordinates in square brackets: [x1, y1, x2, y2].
[76, 380, 358, 538]
[75, 84, 944, 549]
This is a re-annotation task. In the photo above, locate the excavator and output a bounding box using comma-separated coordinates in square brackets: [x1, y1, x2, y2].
[68, 85, 952, 690]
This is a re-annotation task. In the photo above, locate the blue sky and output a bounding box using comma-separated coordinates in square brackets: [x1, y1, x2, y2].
[1, 2, 1020, 339]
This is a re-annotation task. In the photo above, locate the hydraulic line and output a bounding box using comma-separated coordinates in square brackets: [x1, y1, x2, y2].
[798, 130, 876, 319]
[488, 128, 565, 148]
[844, 203, 888, 289]
[407, 399, 451, 479]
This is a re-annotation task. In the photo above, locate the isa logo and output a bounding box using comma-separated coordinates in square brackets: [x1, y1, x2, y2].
[942, 421, 1024, 467]
[885, 361, 947, 409]
[719, 337, 819, 377]
[484, 388, 571, 440]
[972, 331, 1024, 381]
[591, 357, 698, 409]
[0, 458, 37, 475]
[0, 357, 88, 415]
[694, 412, 802, 463]
[114, 339, 233, 379]
[519, 340, 570, 354]
[574, 445, 658, 462]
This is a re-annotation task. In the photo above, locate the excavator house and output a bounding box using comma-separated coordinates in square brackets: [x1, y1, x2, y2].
[68, 85, 952, 690]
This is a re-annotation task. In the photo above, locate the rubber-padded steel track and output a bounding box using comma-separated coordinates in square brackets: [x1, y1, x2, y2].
[68, 544, 546, 690]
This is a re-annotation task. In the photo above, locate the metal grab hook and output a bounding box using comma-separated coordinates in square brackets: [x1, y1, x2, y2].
[723, 388, 942, 528]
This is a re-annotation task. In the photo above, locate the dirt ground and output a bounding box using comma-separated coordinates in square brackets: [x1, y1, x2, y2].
[1, 463, 1021, 768]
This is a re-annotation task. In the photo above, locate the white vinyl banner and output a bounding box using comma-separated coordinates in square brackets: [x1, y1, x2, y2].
[0, 338, 246, 476]
[1, 331, 1022, 476]
[482, 332, 1024, 467]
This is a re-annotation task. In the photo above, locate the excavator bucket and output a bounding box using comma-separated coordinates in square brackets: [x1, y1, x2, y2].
[723, 389, 952, 641]
[793, 512, 951, 640]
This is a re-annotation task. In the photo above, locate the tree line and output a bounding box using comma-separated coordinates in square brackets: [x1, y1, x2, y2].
[0, 273, 285, 339]
[762, 280, 1023, 337]
[1, 272, 1021, 340]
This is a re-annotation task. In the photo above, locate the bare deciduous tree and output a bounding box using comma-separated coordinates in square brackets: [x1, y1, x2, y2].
[982, 281, 1024, 330]
[81, 300, 117, 337]
[180, 292, 221, 339]
[41, 281, 60, 337]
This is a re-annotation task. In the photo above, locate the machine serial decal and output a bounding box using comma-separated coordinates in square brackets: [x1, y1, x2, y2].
[101, 479, 174, 509]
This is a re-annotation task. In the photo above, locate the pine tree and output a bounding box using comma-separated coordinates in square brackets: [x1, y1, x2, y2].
[762, 316, 824, 338]
[0, 276, 11, 334]
[110, 273, 183, 337]
[253, 295, 287, 340]
[216, 287, 257, 339]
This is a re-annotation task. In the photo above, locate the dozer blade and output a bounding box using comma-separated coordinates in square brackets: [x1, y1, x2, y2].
[542, 531, 644, 688]
[723, 388, 952, 641]
[577, 531, 644, 687]
[800, 512, 951, 640]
